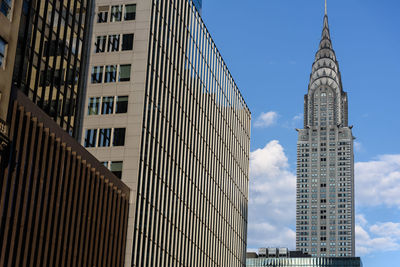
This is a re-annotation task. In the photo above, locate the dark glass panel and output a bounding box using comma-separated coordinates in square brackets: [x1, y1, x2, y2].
[113, 128, 125, 146]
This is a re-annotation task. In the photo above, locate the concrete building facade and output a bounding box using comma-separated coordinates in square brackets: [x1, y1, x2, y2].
[82, 0, 251, 266]
[296, 5, 355, 257]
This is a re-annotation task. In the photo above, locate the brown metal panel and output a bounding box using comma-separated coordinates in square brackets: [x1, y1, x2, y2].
[48, 141, 67, 265]
[61, 152, 79, 267]
[53, 146, 72, 266]
[14, 116, 38, 267]
[92, 175, 105, 267]
[0, 106, 25, 266]
[97, 180, 110, 266]
[42, 137, 62, 266]
[113, 193, 122, 267]
[6, 110, 32, 267]
[21, 121, 44, 266]
[65, 154, 82, 266]
[28, 127, 50, 264]
[108, 186, 118, 267]
[104, 183, 115, 266]
[77, 165, 93, 266]
[35, 132, 56, 266]
[119, 198, 129, 266]
[71, 160, 87, 266]
[87, 172, 100, 266]
[1, 95, 130, 267]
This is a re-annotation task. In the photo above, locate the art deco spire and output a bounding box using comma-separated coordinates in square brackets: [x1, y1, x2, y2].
[308, 2, 342, 94]
[305, 0, 348, 127]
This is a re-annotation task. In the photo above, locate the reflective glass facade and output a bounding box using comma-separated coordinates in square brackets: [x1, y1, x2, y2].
[133, 1, 250, 266]
[247, 257, 362, 267]
[12, 0, 93, 137]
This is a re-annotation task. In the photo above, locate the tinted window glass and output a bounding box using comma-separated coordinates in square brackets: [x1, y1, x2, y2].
[98, 128, 111, 147]
[113, 128, 126, 146]
[116, 96, 128, 113]
[84, 129, 97, 147]
[119, 64, 131, 82]
[122, 34, 133, 51]
[124, 4, 136, 20]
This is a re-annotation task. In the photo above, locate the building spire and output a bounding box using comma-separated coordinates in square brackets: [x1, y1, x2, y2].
[325, 0, 327, 15]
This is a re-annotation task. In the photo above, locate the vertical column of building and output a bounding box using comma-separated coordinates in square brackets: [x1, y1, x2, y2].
[296, 11, 354, 257]
[81, 0, 152, 265]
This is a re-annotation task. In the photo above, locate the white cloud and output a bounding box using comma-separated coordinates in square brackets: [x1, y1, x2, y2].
[248, 140, 296, 249]
[292, 113, 303, 122]
[254, 111, 278, 128]
[356, 216, 400, 255]
[355, 154, 400, 207]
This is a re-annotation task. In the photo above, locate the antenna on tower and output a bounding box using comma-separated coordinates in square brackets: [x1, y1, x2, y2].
[325, 0, 327, 15]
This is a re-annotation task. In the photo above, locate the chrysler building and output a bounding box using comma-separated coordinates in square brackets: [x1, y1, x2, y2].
[296, 1, 355, 257]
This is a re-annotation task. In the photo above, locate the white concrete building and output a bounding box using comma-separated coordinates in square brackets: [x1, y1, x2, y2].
[81, 0, 251, 266]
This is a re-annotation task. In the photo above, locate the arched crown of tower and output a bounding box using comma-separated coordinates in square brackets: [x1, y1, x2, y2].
[308, 7, 343, 93]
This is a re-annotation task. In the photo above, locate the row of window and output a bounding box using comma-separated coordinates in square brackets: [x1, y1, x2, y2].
[91, 64, 131, 83]
[97, 4, 136, 23]
[84, 128, 126, 147]
[102, 160, 123, 179]
[0, 37, 6, 68]
[95, 33, 134, 53]
[88, 96, 128, 115]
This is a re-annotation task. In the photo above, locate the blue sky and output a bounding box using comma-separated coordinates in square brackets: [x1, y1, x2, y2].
[202, 1, 400, 266]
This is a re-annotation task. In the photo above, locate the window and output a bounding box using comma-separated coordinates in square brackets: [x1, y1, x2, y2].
[124, 4, 136, 20]
[102, 96, 114, 114]
[0, 0, 12, 19]
[116, 96, 128, 113]
[44, 40, 64, 56]
[0, 37, 6, 68]
[88, 97, 100, 115]
[39, 69, 64, 87]
[84, 129, 97, 147]
[110, 161, 123, 178]
[110, 5, 122, 22]
[119, 64, 131, 82]
[108, 34, 120, 52]
[113, 128, 126, 146]
[97, 6, 109, 23]
[98, 128, 112, 147]
[104, 65, 117, 82]
[122, 34, 134, 51]
[91, 66, 103, 83]
[95, 36, 107, 53]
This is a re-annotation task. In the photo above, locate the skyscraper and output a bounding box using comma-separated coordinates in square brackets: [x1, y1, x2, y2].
[82, 0, 251, 266]
[296, 3, 355, 257]
[0, 0, 130, 265]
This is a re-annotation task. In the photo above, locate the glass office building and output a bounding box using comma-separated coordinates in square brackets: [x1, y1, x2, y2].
[12, 0, 93, 138]
[82, 0, 251, 266]
[247, 257, 362, 267]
